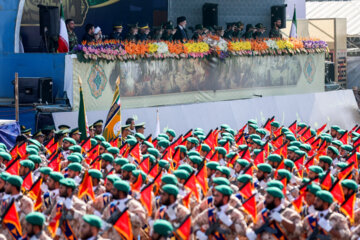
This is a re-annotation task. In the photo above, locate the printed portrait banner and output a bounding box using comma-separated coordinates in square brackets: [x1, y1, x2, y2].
[69, 53, 325, 111]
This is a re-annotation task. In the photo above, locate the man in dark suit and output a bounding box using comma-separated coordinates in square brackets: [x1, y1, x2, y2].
[173, 16, 188, 42]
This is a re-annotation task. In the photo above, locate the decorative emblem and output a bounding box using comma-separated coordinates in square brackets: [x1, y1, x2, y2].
[303, 55, 316, 83]
[88, 63, 107, 98]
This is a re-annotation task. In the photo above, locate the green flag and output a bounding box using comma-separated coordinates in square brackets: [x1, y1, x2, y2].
[78, 78, 88, 141]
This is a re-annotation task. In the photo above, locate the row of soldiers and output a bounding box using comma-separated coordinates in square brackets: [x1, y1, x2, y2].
[77, 15, 274, 48]
[1, 118, 360, 239]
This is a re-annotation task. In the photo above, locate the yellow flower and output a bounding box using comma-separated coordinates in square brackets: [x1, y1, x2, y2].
[148, 43, 158, 54]
[230, 41, 251, 51]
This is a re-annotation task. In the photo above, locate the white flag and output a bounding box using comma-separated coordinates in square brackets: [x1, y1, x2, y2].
[289, 7, 297, 38]
[154, 108, 160, 138]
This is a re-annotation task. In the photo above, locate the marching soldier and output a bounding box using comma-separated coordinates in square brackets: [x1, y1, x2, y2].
[155, 184, 190, 228]
[102, 180, 146, 238]
[50, 178, 86, 240]
[302, 190, 351, 239]
[2, 175, 34, 239]
[23, 212, 52, 240]
[80, 214, 109, 240]
[151, 219, 173, 240]
[42, 172, 63, 215]
[246, 187, 302, 240]
[193, 185, 247, 239]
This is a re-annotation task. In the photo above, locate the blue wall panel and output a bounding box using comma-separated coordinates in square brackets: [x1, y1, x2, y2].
[0, 53, 65, 98]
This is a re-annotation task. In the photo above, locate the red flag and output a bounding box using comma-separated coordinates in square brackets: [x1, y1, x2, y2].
[292, 195, 303, 213]
[46, 141, 59, 156]
[183, 129, 193, 140]
[146, 134, 153, 143]
[196, 163, 208, 196]
[110, 138, 119, 148]
[293, 155, 305, 177]
[273, 127, 282, 138]
[223, 141, 230, 154]
[119, 143, 128, 156]
[263, 116, 275, 132]
[182, 192, 191, 209]
[300, 127, 312, 142]
[280, 177, 287, 196]
[5, 158, 20, 175]
[340, 194, 356, 224]
[78, 171, 95, 201]
[129, 143, 141, 165]
[339, 131, 348, 145]
[271, 135, 283, 149]
[152, 171, 162, 195]
[28, 177, 43, 211]
[204, 130, 216, 149]
[9, 145, 19, 159]
[80, 137, 92, 152]
[320, 170, 332, 190]
[244, 165, 254, 177]
[254, 150, 265, 167]
[139, 156, 151, 174]
[235, 124, 247, 140]
[330, 179, 345, 204]
[209, 151, 219, 162]
[48, 153, 61, 172]
[239, 181, 253, 199]
[304, 156, 315, 173]
[235, 133, 246, 146]
[22, 172, 33, 191]
[17, 142, 27, 159]
[288, 120, 297, 134]
[174, 214, 192, 240]
[172, 148, 181, 170]
[346, 152, 358, 170]
[316, 124, 327, 136]
[48, 204, 62, 238]
[140, 183, 153, 217]
[28, 177, 42, 201]
[131, 173, 142, 192]
[242, 194, 257, 223]
[184, 172, 199, 201]
[239, 147, 251, 161]
[338, 162, 355, 180]
[114, 209, 133, 240]
[2, 200, 22, 239]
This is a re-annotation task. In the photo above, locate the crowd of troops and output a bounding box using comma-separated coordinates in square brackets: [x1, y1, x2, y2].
[69, 16, 281, 50]
[0, 117, 360, 240]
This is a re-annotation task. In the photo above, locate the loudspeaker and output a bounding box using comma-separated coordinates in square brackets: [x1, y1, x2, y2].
[38, 5, 60, 37]
[36, 112, 55, 132]
[203, 3, 218, 28]
[17, 77, 53, 104]
[271, 5, 287, 29]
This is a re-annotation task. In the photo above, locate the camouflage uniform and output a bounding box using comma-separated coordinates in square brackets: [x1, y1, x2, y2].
[68, 31, 78, 51]
[193, 203, 247, 239]
[302, 210, 351, 239]
[48, 196, 86, 240]
[102, 196, 146, 238]
[251, 205, 302, 240]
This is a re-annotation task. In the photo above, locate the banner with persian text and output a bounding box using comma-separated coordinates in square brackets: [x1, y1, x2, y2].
[70, 53, 325, 111]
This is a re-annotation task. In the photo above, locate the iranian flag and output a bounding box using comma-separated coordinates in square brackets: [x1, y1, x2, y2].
[57, 3, 69, 52]
[289, 7, 297, 38]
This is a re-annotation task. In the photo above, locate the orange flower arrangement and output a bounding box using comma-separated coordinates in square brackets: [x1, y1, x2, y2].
[251, 40, 268, 51]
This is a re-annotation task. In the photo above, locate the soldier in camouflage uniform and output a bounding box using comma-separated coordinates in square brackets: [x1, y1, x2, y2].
[66, 19, 78, 51]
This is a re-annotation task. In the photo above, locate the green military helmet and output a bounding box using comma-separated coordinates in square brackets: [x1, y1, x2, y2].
[153, 219, 173, 237]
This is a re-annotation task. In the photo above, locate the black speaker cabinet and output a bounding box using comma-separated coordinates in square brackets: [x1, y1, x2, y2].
[203, 3, 218, 28]
[38, 5, 60, 37]
[271, 5, 287, 29]
[18, 77, 54, 104]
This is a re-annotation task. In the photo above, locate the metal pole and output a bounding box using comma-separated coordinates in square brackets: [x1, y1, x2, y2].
[15, 72, 19, 122]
